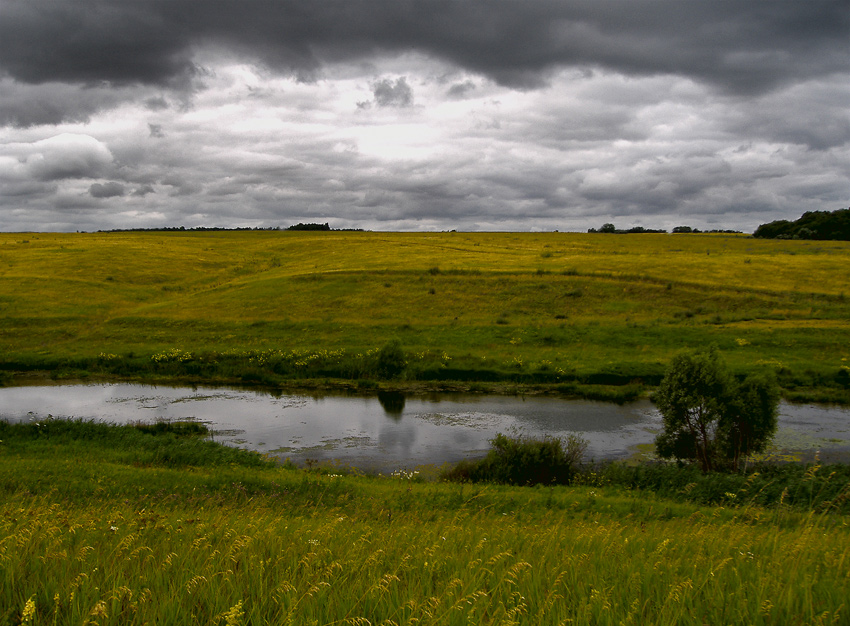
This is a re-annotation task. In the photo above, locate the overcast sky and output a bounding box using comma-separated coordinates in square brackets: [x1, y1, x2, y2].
[1, 0, 848, 232]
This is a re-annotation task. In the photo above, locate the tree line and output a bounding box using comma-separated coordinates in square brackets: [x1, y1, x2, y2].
[587, 223, 740, 234]
[753, 207, 850, 240]
[97, 223, 365, 233]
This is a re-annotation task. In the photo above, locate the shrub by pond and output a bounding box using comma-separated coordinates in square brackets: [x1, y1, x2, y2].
[441, 432, 588, 486]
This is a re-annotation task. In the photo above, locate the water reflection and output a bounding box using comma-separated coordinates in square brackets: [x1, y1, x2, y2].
[0, 383, 848, 472]
[377, 390, 406, 419]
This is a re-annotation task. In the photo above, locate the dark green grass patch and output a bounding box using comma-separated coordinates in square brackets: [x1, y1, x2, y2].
[595, 461, 850, 513]
[0, 418, 274, 470]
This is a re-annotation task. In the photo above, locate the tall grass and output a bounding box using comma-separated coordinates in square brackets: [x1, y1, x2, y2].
[4, 491, 848, 625]
[1, 420, 849, 624]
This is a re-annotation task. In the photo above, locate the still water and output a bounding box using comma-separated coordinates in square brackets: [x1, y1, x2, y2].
[1, 384, 848, 472]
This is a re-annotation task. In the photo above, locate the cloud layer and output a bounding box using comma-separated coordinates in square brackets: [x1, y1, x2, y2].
[0, 0, 847, 232]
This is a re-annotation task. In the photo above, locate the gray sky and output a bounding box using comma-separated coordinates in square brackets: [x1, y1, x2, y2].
[1, 0, 848, 232]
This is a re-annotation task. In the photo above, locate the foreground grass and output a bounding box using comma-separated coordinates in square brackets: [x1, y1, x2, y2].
[2, 421, 849, 625]
[1, 231, 849, 401]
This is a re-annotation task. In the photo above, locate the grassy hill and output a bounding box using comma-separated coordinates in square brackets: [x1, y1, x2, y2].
[1, 230, 849, 401]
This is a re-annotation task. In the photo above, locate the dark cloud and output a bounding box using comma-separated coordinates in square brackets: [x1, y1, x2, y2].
[719, 80, 850, 151]
[89, 181, 126, 198]
[0, 1, 192, 86]
[372, 77, 413, 107]
[0, 79, 131, 127]
[2, 1, 846, 95]
[447, 80, 476, 99]
[145, 96, 170, 111]
[132, 184, 156, 197]
[161, 175, 203, 197]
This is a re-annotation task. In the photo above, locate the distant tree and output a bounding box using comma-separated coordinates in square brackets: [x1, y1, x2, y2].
[625, 226, 667, 233]
[753, 219, 793, 239]
[672, 226, 693, 233]
[287, 222, 331, 231]
[590, 223, 666, 234]
[654, 347, 778, 472]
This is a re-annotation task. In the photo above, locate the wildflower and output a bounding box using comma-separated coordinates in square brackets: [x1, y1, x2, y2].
[21, 596, 36, 623]
[223, 600, 244, 626]
[390, 469, 420, 480]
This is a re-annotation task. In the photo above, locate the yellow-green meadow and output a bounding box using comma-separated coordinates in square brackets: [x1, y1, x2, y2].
[1, 230, 848, 401]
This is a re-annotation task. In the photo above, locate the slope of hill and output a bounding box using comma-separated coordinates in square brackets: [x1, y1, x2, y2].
[0, 231, 848, 401]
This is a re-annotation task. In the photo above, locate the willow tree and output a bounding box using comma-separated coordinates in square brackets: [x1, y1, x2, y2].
[654, 347, 778, 472]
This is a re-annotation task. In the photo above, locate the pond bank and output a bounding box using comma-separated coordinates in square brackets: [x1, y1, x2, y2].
[5, 370, 849, 406]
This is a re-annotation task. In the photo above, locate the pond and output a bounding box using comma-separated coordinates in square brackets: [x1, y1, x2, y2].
[1, 383, 848, 472]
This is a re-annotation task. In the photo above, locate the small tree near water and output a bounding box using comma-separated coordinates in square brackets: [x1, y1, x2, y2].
[722, 372, 780, 470]
[654, 347, 778, 472]
[375, 339, 407, 379]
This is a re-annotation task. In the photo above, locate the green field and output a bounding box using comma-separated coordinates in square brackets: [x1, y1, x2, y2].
[2, 420, 848, 625]
[1, 230, 849, 401]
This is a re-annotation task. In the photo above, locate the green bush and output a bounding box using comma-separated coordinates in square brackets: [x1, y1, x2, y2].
[442, 432, 588, 486]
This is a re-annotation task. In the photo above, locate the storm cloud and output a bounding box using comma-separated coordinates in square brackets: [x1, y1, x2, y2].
[3, 1, 846, 94]
[0, 0, 847, 232]
[89, 181, 126, 198]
